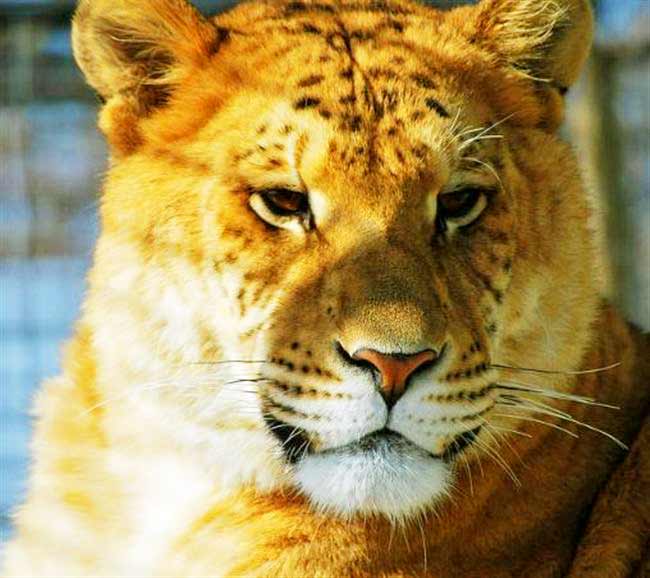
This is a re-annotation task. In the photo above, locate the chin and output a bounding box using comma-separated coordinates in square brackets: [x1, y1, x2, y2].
[293, 431, 452, 522]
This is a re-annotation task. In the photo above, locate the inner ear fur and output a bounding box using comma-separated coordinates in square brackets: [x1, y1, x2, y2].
[72, 0, 220, 113]
[472, 0, 594, 91]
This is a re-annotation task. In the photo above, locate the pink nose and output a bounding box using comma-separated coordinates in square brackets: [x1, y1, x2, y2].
[352, 349, 438, 406]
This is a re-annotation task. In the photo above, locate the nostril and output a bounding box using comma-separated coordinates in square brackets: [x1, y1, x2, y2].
[335, 341, 356, 365]
[338, 344, 444, 407]
[413, 342, 447, 374]
[336, 341, 377, 373]
[352, 348, 438, 382]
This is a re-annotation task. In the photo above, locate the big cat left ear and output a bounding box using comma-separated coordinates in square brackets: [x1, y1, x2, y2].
[71, 0, 224, 155]
[72, 0, 221, 113]
[471, 0, 594, 92]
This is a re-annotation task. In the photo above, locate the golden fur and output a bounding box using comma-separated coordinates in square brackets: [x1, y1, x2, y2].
[3, 0, 649, 576]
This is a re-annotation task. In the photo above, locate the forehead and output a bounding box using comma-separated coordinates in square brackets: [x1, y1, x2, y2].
[194, 2, 499, 179]
[213, 1, 488, 125]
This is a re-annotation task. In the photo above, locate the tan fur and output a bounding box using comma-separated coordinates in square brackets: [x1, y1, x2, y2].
[3, 1, 649, 576]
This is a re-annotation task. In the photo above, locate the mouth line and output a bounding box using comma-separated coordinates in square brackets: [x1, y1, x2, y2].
[346, 427, 483, 462]
[264, 415, 483, 465]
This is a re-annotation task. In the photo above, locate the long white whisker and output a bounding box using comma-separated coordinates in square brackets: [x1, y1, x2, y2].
[417, 515, 428, 574]
[494, 412, 580, 439]
[479, 426, 521, 484]
[469, 444, 485, 478]
[482, 420, 524, 463]
[80, 380, 196, 416]
[464, 156, 504, 189]
[498, 393, 573, 419]
[473, 436, 521, 487]
[189, 359, 271, 366]
[492, 361, 621, 376]
[496, 382, 620, 410]
[497, 402, 628, 450]
[458, 113, 516, 151]
[459, 447, 475, 496]
[79, 371, 269, 416]
[482, 422, 532, 438]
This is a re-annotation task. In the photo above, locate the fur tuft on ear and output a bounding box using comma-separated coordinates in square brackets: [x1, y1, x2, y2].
[72, 0, 221, 112]
[472, 0, 594, 90]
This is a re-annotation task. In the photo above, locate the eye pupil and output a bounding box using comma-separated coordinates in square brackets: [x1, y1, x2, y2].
[438, 189, 480, 220]
[262, 189, 308, 216]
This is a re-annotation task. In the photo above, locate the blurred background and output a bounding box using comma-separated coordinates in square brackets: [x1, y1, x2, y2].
[0, 0, 648, 542]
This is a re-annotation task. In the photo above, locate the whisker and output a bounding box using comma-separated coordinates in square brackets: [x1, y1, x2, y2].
[265, 421, 297, 434]
[454, 125, 500, 142]
[79, 373, 267, 416]
[463, 156, 504, 189]
[79, 379, 214, 416]
[504, 401, 628, 450]
[293, 439, 311, 463]
[498, 393, 573, 419]
[455, 125, 486, 137]
[468, 445, 485, 479]
[458, 113, 515, 151]
[446, 108, 463, 135]
[283, 425, 304, 447]
[462, 152, 502, 173]
[417, 515, 428, 574]
[494, 412, 580, 439]
[399, 522, 413, 554]
[386, 522, 395, 551]
[481, 422, 532, 438]
[499, 400, 571, 423]
[484, 434, 521, 485]
[222, 377, 276, 386]
[459, 448, 474, 496]
[482, 420, 524, 463]
[496, 382, 620, 409]
[449, 126, 485, 146]
[467, 134, 504, 140]
[462, 135, 504, 149]
[491, 361, 621, 376]
[80, 385, 153, 416]
[473, 436, 521, 487]
[189, 359, 273, 366]
[528, 402, 630, 451]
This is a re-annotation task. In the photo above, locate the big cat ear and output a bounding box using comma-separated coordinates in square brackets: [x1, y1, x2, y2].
[72, 0, 221, 113]
[470, 0, 594, 92]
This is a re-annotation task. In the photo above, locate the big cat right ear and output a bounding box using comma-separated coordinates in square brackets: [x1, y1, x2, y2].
[470, 0, 594, 91]
[72, 0, 221, 113]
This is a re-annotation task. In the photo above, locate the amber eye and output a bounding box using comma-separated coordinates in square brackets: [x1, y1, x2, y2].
[436, 188, 489, 232]
[250, 188, 312, 232]
[260, 189, 309, 217]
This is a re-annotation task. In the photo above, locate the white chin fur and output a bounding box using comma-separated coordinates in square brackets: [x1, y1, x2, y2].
[293, 433, 452, 522]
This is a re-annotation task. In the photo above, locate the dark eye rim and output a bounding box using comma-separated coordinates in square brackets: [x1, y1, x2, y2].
[438, 187, 491, 222]
[259, 188, 310, 218]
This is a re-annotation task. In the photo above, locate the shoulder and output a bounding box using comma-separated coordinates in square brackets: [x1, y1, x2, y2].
[568, 413, 650, 577]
